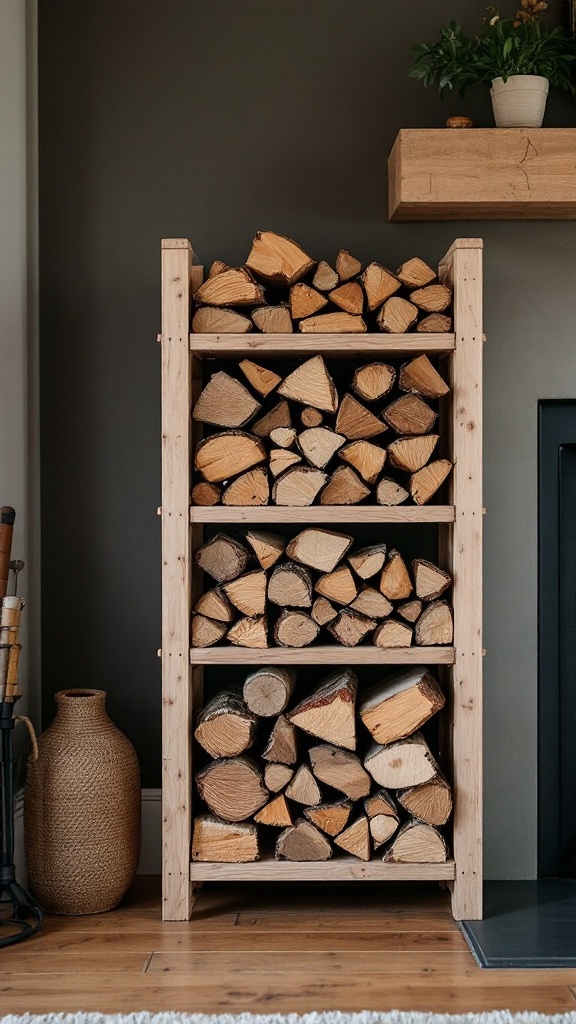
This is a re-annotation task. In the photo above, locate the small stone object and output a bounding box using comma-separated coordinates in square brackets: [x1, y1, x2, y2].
[446, 116, 474, 129]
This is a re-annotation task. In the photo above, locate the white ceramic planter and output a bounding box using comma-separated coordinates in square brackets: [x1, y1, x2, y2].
[490, 74, 549, 128]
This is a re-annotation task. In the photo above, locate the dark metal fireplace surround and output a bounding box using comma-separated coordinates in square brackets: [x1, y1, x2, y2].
[462, 400, 576, 968]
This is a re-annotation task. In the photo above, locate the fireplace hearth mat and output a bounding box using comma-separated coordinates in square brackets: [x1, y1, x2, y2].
[461, 879, 576, 967]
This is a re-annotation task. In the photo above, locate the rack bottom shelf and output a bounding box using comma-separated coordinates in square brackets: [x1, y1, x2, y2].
[190, 857, 456, 882]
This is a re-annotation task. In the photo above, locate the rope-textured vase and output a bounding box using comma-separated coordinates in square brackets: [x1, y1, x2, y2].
[24, 689, 140, 915]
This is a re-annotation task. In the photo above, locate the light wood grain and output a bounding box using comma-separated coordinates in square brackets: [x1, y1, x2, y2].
[189, 332, 455, 357]
[190, 505, 456, 524]
[189, 858, 456, 882]
[189, 646, 455, 666]
[388, 128, 576, 221]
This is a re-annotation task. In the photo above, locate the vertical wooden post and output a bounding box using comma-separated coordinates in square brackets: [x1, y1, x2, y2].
[440, 238, 483, 920]
[161, 238, 194, 921]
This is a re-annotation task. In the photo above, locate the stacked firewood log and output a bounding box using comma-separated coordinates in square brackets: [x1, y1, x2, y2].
[191, 230, 452, 335]
[192, 666, 451, 863]
[192, 353, 451, 507]
[193, 529, 453, 649]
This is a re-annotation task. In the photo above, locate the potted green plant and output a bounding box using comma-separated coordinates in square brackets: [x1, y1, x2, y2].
[409, 1, 576, 128]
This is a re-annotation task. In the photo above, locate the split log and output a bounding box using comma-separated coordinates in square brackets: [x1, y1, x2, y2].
[252, 305, 293, 334]
[376, 478, 409, 506]
[298, 427, 346, 469]
[388, 435, 439, 473]
[268, 563, 313, 608]
[243, 666, 296, 717]
[309, 744, 371, 800]
[223, 570, 267, 617]
[290, 283, 328, 320]
[287, 668, 357, 750]
[348, 544, 387, 580]
[352, 363, 395, 403]
[276, 820, 332, 861]
[208, 260, 229, 278]
[270, 427, 297, 449]
[193, 371, 261, 429]
[222, 467, 269, 506]
[320, 466, 370, 505]
[365, 791, 399, 849]
[396, 257, 436, 289]
[329, 281, 364, 315]
[410, 283, 452, 313]
[304, 799, 352, 837]
[191, 614, 227, 647]
[397, 599, 423, 623]
[336, 394, 387, 441]
[285, 764, 322, 805]
[195, 431, 266, 483]
[264, 763, 294, 792]
[277, 356, 338, 413]
[254, 794, 293, 827]
[194, 689, 257, 758]
[416, 313, 452, 334]
[269, 449, 302, 478]
[192, 815, 259, 863]
[415, 601, 454, 646]
[194, 267, 265, 307]
[227, 615, 268, 649]
[195, 757, 269, 822]
[194, 588, 235, 623]
[361, 263, 401, 310]
[311, 596, 338, 626]
[272, 466, 328, 506]
[327, 609, 376, 647]
[191, 482, 221, 506]
[262, 714, 298, 764]
[315, 565, 358, 606]
[251, 399, 292, 438]
[336, 249, 362, 282]
[334, 815, 370, 862]
[196, 534, 250, 583]
[239, 359, 282, 397]
[364, 732, 439, 788]
[192, 307, 253, 334]
[274, 609, 319, 647]
[377, 296, 418, 334]
[398, 355, 450, 399]
[312, 261, 339, 292]
[301, 407, 324, 428]
[383, 820, 448, 863]
[413, 559, 452, 601]
[397, 775, 453, 827]
[359, 667, 445, 745]
[380, 550, 412, 601]
[299, 312, 367, 334]
[410, 460, 453, 505]
[339, 441, 387, 485]
[286, 528, 353, 573]
[349, 586, 392, 619]
[382, 395, 437, 436]
[373, 619, 413, 648]
[245, 530, 285, 570]
[246, 231, 315, 286]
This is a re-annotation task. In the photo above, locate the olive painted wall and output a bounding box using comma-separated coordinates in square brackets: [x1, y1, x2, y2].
[39, 0, 576, 877]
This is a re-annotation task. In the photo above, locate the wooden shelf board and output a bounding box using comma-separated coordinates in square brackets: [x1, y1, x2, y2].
[190, 856, 456, 882]
[388, 128, 576, 221]
[190, 646, 455, 666]
[190, 505, 455, 524]
[189, 332, 455, 357]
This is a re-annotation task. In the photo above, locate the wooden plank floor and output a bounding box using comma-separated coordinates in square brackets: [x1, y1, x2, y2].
[1, 878, 576, 1014]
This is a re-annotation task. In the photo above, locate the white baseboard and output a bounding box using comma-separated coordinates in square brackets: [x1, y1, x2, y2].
[13, 787, 163, 881]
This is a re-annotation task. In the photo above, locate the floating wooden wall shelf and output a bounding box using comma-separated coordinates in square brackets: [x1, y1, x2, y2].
[388, 128, 576, 221]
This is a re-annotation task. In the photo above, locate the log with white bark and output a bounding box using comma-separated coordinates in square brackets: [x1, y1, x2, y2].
[195, 757, 269, 822]
[364, 732, 439, 789]
[192, 815, 259, 862]
[243, 666, 296, 717]
[287, 668, 357, 751]
[309, 744, 371, 800]
[194, 688, 257, 758]
[359, 668, 445, 745]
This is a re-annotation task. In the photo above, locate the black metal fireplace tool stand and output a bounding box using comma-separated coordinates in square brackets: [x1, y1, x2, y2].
[0, 699, 42, 947]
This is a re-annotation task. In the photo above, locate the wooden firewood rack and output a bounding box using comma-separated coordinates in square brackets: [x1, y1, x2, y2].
[159, 237, 483, 922]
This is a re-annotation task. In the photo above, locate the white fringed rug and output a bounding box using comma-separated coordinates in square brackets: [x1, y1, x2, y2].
[3, 1014, 576, 1024]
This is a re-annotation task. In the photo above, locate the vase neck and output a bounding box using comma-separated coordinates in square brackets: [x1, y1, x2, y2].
[53, 689, 110, 729]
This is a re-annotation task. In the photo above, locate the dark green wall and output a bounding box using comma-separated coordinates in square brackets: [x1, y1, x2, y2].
[39, 0, 576, 876]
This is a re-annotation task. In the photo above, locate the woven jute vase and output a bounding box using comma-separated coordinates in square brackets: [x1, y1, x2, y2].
[24, 688, 141, 915]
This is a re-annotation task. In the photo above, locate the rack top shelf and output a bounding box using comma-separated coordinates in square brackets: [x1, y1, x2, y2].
[189, 333, 455, 357]
[190, 505, 455, 524]
[190, 856, 456, 882]
[191, 646, 455, 666]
